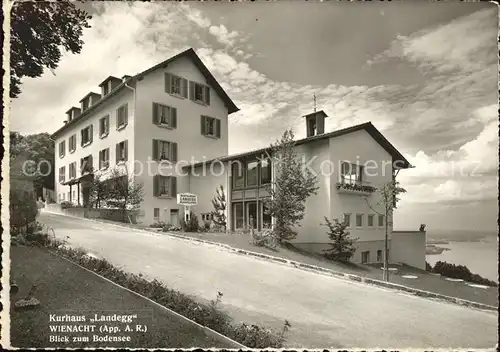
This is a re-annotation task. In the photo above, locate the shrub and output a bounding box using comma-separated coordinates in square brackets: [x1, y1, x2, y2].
[60, 201, 73, 209]
[203, 220, 211, 231]
[432, 261, 497, 287]
[149, 221, 166, 228]
[425, 261, 433, 272]
[322, 217, 358, 262]
[180, 212, 199, 232]
[10, 189, 38, 235]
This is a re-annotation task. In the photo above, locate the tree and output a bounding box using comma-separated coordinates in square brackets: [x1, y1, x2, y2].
[262, 129, 319, 243]
[106, 167, 144, 222]
[322, 217, 358, 262]
[10, 189, 38, 235]
[211, 185, 227, 231]
[364, 180, 406, 281]
[86, 173, 110, 209]
[9, 132, 55, 201]
[10, 0, 91, 98]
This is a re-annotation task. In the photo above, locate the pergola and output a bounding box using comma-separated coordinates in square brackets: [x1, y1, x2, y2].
[61, 173, 94, 206]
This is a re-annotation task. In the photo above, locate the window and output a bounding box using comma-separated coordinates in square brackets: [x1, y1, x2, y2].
[69, 162, 76, 179]
[59, 166, 66, 183]
[117, 104, 128, 129]
[153, 103, 177, 128]
[116, 140, 128, 163]
[59, 141, 66, 158]
[99, 115, 109, 137]
[378, 215, 384, 227]
[344, 213, 351, 227]
[368, 214, 374, 227]
[80, 155, 93, 175]
[99, 148, 110, 170]
[233, 203, 244, 230]
[377, 250, 383, 262]
[361, 251, 370, 264]
[165, 73, 188, 98]
[68, 135, 76, 153]
[356, 214, 363, 227]
[246, 160, 258, 187]
[190, 81, 210, 105]
[340, 162, 363, 185]
[260, 157, 271, 185]
[201, 116, 220, 138]
[232, 161, 244, 189]
[81, 125, 93, 146]
[153, 139, 178, 162]
[154, 208, 160, 219]
[154, 175, 177, 198]
[261, 202, 272, 229]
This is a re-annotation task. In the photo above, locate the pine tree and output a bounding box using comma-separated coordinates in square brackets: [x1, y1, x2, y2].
[211, 185, 227, 230]
[322, 217, 358, 262]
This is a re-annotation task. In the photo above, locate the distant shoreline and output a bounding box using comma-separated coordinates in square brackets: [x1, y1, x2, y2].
[426, 244, 451, 255]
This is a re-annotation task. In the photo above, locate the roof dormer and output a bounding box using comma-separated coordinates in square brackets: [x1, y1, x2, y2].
[122, 75, 132, 82]
[99, 76, 123, 97]
[79, 92, 102, 112]
[65, 106, 82, 122]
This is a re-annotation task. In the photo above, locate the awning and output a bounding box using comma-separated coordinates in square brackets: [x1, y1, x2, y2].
[62, 173, 93, 186]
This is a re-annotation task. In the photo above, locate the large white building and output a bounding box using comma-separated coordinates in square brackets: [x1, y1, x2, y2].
[52, 48, 424, 268]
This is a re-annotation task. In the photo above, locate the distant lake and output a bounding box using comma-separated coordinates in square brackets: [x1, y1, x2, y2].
[426, 235, 498, 282]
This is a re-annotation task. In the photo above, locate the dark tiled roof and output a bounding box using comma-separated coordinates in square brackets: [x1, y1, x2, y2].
[51, 48, 239, 139]
[184, 122, 412, 170]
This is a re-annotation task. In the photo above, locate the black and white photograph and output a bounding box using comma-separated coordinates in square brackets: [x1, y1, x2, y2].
[2, 0, 498, 349]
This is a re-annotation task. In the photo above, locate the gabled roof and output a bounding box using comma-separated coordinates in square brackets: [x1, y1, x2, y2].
[78, 92, 101, 103]
[185, 122, 412, 170]
[98, 75, 122, 87]
[52, 48, 239, 139]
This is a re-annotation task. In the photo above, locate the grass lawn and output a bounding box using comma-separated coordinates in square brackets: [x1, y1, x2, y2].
[10, 245, 239, 349]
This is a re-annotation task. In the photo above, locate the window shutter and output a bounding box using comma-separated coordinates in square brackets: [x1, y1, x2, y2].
[116, 143, 119, 164]
[215, 119, 221, 138]
[152, 103, 158, 125]
[99, 150, 103, 169]
[171, 107, 177, 128]
[89, 155, 93, 172]
[189, 81, 195, 101]
[89, 125, 93, 143]
[171, 142, 178, 162]
[153, 175, 159, 197]
[200, 116, 206, 135]
[124, 104, 128, 125]
[124, 140, 128, 161]
[81, 130, 84, 146]
[204, 86, 210, 105]
[171, 176, 177, 197]
[116, 108, 120, 129]
[182, 78, 188, 98]
[152, 139, 158, 161]
[165, 73, 171, 94]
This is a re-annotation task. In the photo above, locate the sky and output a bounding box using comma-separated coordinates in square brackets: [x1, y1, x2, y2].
[9, 1, 499, 233]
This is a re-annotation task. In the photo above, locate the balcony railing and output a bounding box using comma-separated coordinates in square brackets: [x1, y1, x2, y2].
[336, 179, 376, 195]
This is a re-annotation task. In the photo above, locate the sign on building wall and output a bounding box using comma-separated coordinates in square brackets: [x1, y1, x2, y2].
[177, 193, 198, 206]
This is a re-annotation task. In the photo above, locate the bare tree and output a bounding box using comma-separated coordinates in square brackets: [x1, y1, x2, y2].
[364, 180, 406, 281]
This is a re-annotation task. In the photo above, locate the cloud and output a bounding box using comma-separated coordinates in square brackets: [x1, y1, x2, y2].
[209, 24, 240, 47]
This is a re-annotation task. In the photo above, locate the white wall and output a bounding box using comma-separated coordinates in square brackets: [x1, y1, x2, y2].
[329, 129, 394, 243]
[391, 230, 426, 270]
[54, 89, 135, 204]
[133, 55, 230, 224]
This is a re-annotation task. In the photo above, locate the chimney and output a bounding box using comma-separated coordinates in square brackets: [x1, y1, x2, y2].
[303, 110, 328, 137]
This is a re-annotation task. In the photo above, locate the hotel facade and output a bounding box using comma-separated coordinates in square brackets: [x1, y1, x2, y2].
[51, 48, 425, 268]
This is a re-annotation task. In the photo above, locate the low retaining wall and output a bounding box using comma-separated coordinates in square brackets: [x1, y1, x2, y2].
[43, 204, 138, 224]
[391, 230, 426, 270]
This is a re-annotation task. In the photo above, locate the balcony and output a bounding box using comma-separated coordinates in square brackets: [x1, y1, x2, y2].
[336, 179, 376, 196]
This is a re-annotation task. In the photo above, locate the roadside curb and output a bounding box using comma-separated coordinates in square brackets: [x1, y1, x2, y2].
[47, 249, 246, 349]
[43, 211, 498, 312]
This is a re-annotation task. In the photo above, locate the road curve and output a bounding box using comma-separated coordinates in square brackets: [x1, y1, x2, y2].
[38, 212, 498, 348]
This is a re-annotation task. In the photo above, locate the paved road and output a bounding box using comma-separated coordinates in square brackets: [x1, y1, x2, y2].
[39, 212, 497, 348]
